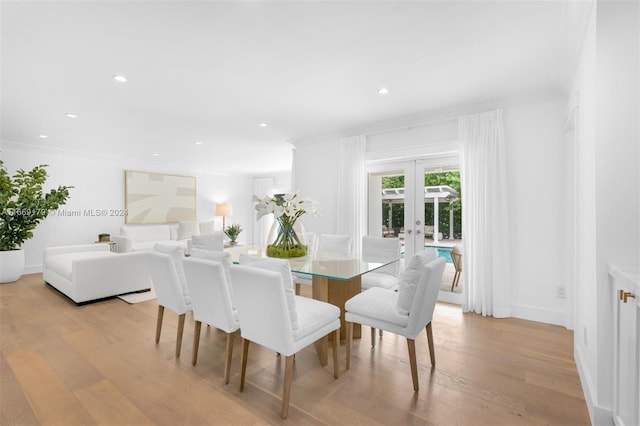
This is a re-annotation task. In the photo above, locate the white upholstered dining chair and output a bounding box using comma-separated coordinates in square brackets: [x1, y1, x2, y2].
[360, 236, 401, 291]
[183, 254, 239, 384]
[147, 245, 192, 358]
[230, 258, 341, 419]
[345, 256, 446, 391]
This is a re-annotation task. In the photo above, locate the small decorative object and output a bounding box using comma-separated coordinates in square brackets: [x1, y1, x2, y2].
[224, 223, 242, 245]
[98, 233, 110, 242]
[253, 192, 320, 258]
[0, 161, 72, 283]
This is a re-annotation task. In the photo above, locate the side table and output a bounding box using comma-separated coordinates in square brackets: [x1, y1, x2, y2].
[95, 241, 117, 252]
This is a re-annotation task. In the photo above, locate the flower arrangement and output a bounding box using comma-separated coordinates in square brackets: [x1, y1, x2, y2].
[224, 223, 242, 245]
[252, 192, 320, 258]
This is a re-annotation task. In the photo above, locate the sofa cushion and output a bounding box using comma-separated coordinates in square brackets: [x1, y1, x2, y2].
[238, 254, 298, 331]
[46, 251, 115, 280]
[178, 221, 200, 240]
[396, 248, 437, 315]
[133, 240, 186, 252]
[122, 225, 171, 243]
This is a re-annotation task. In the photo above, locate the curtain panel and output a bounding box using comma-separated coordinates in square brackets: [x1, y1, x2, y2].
[459, 109, 512, 317]
[337, 135, 367, 255]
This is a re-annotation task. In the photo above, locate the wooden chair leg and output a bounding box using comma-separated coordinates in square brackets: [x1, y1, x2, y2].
[281, 355, 295, 419]
[192, 320, 202, 365]
[223, 332, 235, 385]
[240, 339, 250, 391]
[379, 329, 383, 337]
[332, 330, 339, 379]
[175, 313, 186, 358]
[451, 271, 460, 291]
[407, 338, 419, 391]
[346, 322, 353, 370]
[426, 322, 436, 366]
[295, 283, 301, 295]
[155, 305, 165, 343]
[371, 327, 376, 347]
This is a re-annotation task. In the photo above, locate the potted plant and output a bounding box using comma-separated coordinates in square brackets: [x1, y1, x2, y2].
[0, 161, 72, 283]
[98, 233, 110, 242]
[224, 223, 242, 245]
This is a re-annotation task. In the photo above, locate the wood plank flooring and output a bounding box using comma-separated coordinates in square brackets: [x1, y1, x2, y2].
[1, 273, 590, 425]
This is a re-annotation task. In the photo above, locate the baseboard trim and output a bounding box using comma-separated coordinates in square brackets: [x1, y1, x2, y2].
[25, 264, 43, 275]
[575, 345, 613, 425]
[511, 303, 565, 326]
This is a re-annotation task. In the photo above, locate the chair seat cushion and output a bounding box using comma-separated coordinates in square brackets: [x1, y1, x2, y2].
[345, 287, 409, 328]
[361, 272, 397, 290]
[293, 296, 341, 340]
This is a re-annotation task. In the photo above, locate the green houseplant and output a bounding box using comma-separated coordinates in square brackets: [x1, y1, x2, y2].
[224, 223, 242, 245]
[0, 161, 72, 283]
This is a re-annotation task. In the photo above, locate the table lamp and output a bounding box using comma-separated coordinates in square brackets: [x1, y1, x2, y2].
[215, 203, 233, 230]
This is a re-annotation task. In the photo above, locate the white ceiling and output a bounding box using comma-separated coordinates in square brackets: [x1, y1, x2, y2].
[1, 1, 589, 175]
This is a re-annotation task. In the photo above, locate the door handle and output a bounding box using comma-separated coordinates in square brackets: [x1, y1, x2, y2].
[416, 230, 422, 235]
[406, 229, 412, 235]
[622, 291, 636, 303]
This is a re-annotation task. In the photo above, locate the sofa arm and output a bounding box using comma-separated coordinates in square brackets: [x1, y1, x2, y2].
[112, 235, 133, 253]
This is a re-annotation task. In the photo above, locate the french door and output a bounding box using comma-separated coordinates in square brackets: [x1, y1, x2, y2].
[367, 155, 462, 303]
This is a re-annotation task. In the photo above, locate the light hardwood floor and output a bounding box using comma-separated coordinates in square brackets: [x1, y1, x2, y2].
[1, 273, 590, 425]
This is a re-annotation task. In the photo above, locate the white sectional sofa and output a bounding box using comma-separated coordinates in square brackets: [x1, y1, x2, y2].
[112, 221, 215, 253]
[43, 244, 152, 304]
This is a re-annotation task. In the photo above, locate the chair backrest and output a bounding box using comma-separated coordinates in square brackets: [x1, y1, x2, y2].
[451, 245, 462, 272]
[317, 234, 354, 258]
[305, 232, 318, 254]
[183, 258, 238, 333]
[229, 264, 295, 354]
[187, 232, 224, 252]
[147, 252, 191, 314]
[362, 236, 401, 277]
[405, 257, 446, 338]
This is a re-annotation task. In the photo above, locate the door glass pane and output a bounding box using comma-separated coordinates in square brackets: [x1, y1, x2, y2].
[368, 170, 406, 257]
[422, 167, 463, 299]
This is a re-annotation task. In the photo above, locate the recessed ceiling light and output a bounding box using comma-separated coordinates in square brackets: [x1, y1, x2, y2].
[195, 141, 202, 145]
[259, 123, 268, 127]
[113, 75, 128, 83]
[377, 87, 389, 95]
[38, 134, 48, 139]
[65, 113, 78, 118]
[152, 153, 160, 157]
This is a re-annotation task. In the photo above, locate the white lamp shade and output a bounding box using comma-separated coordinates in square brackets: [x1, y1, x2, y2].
[215, 203, 233, 217]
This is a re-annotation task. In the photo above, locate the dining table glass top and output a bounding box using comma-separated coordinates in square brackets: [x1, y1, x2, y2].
[224, 245, 399, 281]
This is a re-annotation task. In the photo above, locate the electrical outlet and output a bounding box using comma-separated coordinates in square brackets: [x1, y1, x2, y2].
[556, 286, 566, 298]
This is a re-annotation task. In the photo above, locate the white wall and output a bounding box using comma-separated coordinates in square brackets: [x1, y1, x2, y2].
[294, 92, 570, 326]
[570, 1, 639, 423]
[1, 143, 255, 273]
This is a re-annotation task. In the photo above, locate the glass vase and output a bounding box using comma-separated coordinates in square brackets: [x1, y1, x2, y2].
[266, 218, 308, 258]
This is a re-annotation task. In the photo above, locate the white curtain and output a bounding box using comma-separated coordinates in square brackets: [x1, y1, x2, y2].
[252, 177, 274, 247]
[336, 135, 367, 255]
[459, 109, 511, 317]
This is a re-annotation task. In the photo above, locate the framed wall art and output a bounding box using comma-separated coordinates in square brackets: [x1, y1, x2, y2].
[125, 170, 196, 224]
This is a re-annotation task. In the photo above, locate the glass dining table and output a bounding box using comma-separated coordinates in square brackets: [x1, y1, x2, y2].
[224, 245, 400, 366]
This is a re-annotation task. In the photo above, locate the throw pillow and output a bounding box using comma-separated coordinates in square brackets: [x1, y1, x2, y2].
[396, 248, 437, 315]
[153, 243, 190, 305]
[178, 221, 200, 240]
[189, 248, 234, 295]
[238, 254, 298, 331]
[199, 220, 215, 235]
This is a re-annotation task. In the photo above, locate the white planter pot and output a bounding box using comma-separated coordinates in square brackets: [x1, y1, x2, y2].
[0, 249, 25, 283]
